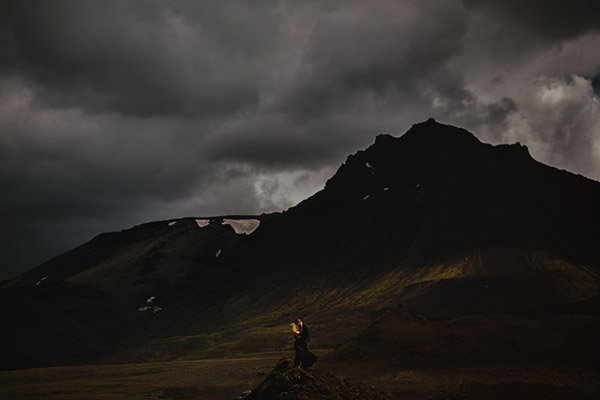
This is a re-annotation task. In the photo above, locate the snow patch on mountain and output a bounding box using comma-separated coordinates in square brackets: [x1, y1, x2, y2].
[195, 219, 210, 228]
[168, 221, 177, 226]
[365, 162, 375, 174]
[139, 297, 162, 313]
[35, 276, 48, 286]
[222, 219, 260, 235]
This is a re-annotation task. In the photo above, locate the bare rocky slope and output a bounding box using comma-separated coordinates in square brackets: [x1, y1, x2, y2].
[242, 358, 396, 400]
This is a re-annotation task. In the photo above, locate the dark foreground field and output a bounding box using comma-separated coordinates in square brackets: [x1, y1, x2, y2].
[1, 350, 597, 400]
[0, 355, 282, 400]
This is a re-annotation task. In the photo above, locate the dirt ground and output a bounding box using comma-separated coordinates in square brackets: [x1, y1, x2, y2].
[1, 351, 597, 400]
[0, 355, 280, 400]
[320, 361, 600, 400]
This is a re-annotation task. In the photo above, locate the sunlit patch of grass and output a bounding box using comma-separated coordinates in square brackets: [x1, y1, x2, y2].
[527, 251, 600, 302]
[109, 248, 599, 365]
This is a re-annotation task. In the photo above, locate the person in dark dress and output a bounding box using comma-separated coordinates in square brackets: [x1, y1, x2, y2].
[293, 318, 317, 368]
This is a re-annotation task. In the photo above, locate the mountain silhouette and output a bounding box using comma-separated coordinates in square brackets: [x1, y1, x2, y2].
[1, 118, 599, 371]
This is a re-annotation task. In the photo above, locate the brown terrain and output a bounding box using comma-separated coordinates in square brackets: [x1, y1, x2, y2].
[1, 119, 599, 399]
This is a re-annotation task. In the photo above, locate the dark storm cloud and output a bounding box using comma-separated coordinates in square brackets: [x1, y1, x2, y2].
[282, 1, 468, 118]
[511, 75, 600, 178]
[0, 0, 278, 117]
[1, 0, 599, 280]
[0, 98, 213, 278]
[464, 0, 600, 41]
[203, 114, 373, 170]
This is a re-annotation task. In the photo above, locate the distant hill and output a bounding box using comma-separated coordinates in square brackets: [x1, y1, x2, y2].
[2, 118, 599, 371]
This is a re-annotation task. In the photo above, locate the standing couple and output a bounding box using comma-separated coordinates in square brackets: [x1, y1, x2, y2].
[290, 318, 317, 368]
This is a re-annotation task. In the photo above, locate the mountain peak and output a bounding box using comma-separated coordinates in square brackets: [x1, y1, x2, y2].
[374, 132, 395, 145]
[326, 119, 486, 192]
[401, 118, 482, 147]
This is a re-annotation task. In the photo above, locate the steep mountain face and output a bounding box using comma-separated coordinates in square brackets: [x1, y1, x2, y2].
[287, 119, 599, 311]
[301, 118, 599, 272]
[2, 119, 599, 370]
[196, 118, 599, 322]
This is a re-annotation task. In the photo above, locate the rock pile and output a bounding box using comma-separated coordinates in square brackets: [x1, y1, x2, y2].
[238, 358, 395, 400]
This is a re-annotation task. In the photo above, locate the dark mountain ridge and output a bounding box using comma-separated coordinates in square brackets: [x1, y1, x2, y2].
[317, 118, 598, 263]
[2, 118, 599, 371]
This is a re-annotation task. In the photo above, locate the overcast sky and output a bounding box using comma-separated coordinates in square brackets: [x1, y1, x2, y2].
[1, 0, 599, 280]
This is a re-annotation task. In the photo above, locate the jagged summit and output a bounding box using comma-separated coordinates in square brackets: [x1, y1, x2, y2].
[327, 118, 529, 189]
[323, 118, 537, 210]
[402, 117, 482, 148]
[370, 118, 535, 165]
[372, 118, 481, 149]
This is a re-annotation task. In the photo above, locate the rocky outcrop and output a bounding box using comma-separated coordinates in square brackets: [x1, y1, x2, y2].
[241, 358, 395, 400]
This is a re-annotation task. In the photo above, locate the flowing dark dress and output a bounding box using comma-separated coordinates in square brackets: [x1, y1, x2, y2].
[294, 323, 317, 368]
